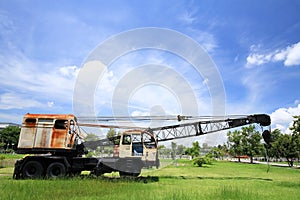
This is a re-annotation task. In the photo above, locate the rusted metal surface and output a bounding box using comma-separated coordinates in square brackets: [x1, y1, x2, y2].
[51, 126, 67, 148]
[18, 114, 77, 150]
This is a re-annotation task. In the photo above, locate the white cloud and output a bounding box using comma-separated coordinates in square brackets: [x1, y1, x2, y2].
[177, 7, 217, 53]
[0, 50, 79, 111]
[273, 48, 289, 62]
[246, 42, 300, 67]
[179, 10, 197, 25]
[47, 101, 54, 108]
[271, 108, 294, 124]
[96, 70, 118, 94]
[202, 78, 209, 85]
[0, 92, 44, 110]
[59, 66, 79, 77]
[246, 53, 273, 66]
[129, 85, 182, 115]
[0, 113, 22, 123]
[270, 103, 300, 133]
[284, 42, 300, 66]
[191, 30, 218, 52]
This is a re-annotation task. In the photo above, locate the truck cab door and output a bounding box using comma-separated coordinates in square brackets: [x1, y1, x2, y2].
[65, 119, 76, 148]
[142, 132, 157, 162]
[118, 134, 132, 158]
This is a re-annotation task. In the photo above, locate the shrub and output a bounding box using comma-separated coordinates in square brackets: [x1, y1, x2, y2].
[193, 156, 213, 167]
[0, 154, 5, 160]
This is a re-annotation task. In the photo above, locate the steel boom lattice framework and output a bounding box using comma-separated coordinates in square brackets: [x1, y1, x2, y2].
[147, 114, 271, 142]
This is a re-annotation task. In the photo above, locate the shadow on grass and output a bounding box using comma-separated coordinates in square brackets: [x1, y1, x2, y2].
[78, 174, 160, 183]
[277, 181, 300, 188]
[31, 174, 272, 183]
[197, 176, 272, 181]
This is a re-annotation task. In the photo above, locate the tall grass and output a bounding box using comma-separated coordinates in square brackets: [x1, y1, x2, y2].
[0, 160, 299, 200]
[0, 153, 22, 168]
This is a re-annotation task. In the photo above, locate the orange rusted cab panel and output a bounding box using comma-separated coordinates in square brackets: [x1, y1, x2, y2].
[18, 114, 78, 151]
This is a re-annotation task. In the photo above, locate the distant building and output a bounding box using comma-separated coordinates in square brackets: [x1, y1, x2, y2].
[0, 122, 21, 131]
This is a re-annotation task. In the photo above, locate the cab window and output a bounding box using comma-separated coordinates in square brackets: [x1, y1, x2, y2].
[54, 120, 68, 129]
[122, 135, 131, 145]
[143, 132, 156, 148]
[25, 118, 36, 125]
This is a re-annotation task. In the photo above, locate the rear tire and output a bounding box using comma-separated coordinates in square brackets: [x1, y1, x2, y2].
[22, 161, 44, 179]
[46, 162, 66, 178]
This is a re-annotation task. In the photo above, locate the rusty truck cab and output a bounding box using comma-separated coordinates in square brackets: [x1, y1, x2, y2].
[17, 114, 82, 155]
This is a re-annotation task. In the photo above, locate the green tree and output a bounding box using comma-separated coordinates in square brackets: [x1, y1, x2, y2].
[268, 129, 283, 158]
[158, 145, 171, 158]
[227, 130, 243, 162]
[158, 145, 166, 150]
[270, 129, 282, 143]
[240, 125, 263, 163]
[272, 134, 298, 167]
[269, 116, 300, 167]
[106, 128, 120, 144]
[177, 144, 186, 158]
[227, 126, 263, 163]
[207, 145, 226, 160]
[290, 116, 300, 134]
[268, 116, 300, 167]
[106, 128, 117, 139]
[185, 141, 200, 158]
[270, 116, 300, 167]
[0, 126, 20, 151]
[290, 116, 300, 160]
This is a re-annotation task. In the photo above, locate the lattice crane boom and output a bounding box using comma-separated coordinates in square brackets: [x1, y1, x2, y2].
[147, 114, 271, 142]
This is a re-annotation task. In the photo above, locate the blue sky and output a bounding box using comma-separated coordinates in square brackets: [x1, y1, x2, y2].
[1, 0, 300, 137]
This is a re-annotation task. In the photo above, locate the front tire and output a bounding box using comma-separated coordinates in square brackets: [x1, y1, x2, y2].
[119, 165, 141, 177]
[22, 161, 44, 179]
[119, 171, 140, 177]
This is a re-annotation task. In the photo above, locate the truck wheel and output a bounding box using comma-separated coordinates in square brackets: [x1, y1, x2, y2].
[46, 162, 66, 178]
[118, 159, 141, 178]
[119, 165, 141, 177]
[119, 171, 140, 177]
[22, 161, 44, 179]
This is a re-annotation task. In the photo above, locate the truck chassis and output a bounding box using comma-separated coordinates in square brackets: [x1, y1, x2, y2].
[13, 155, 145, 179]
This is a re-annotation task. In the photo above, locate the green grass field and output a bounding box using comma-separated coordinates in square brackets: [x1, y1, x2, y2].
[0, 159, 299, 200]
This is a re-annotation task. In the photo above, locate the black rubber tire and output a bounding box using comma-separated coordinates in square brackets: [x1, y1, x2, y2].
[118, 159, 141, 178]
[46, 162, 66, 178]
[119, 171, 140, 177]
[22, 161, 44, 179]
[119, 165, 141, 177]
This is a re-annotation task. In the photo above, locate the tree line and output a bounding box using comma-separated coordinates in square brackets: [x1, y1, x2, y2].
[0, 126, 20, 152]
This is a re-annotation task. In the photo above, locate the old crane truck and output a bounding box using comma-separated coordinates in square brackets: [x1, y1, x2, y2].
[13, 113, 271, 179]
